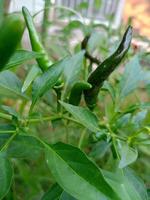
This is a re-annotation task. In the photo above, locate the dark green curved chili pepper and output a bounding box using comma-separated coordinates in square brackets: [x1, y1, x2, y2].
[0, 14, 24, 70]
[69, 81, 92, 106]
[84, 26, 132, 110]
[22, 7, 52, 72]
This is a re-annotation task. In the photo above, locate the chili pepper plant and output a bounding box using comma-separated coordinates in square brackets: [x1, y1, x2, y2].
[0, 4, 150, 200]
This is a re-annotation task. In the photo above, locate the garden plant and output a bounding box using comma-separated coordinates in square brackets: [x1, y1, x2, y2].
[0, 2, 150, 200]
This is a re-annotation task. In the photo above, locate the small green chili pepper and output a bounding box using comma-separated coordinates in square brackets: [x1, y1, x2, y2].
[69, 81, 92, 106]
[84, 26, 132, 110]
[22, 7, 52, 72]
[0, 14, 24, 70]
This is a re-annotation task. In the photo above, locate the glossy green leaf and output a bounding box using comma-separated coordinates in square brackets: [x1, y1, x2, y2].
[0, 134, 43, 159]
[103, 168, 148, 200]
[41, 183, 63, 200]
[4, 50, 43, 69]
[32, 59, 66, 108]
[22, 65, 40, 92]
[60, 101, 100, 133]
[0, 70, 27, 99]
[119, 143, 138, 168]
[0, 153, 13, 199]
[119, 55, 143, 100]
[46, 142, 120, 200]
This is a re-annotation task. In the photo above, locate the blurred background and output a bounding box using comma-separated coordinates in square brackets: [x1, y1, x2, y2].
[6, 0, 150, 37]
[4, 0, 150, 53]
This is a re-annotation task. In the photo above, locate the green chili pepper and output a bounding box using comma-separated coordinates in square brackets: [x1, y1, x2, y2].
[84, 26, 132, 110]
[69, 81, 92, 106]
[22, 7, 52, 72]
[0, 14, 24, 70]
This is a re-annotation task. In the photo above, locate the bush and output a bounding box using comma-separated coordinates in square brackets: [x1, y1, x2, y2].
[0, 3, 150, 200]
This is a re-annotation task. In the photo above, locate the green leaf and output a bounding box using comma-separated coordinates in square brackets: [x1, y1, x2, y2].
[0, 153, 13, 199]
[59, 191, 76, 200]
[0, 70, 28, 99]
[63, 51, 85, 88]
[119, 55, 143, 100]
[31, 59, 66, 108]
[87, 32, 102, 53]
[0, 134, 43, 159]
[102, 168, 148, 200]
[41, 184, 76, 200]
[22, 65, 40, 93]
[41, 184, 63, 200]
[60, 101, 100, 133]
[132, 110, 148, 129]
[102, 81, 116, 102]
[46, 142, 120, 200]
[0, 105, 19, 119]
[119, 143, 138, 168]
[89, 141, 110, 159]
[125, 168, 149, 200]
[0, 124, 16, 134]
[3, 50, 43, 69]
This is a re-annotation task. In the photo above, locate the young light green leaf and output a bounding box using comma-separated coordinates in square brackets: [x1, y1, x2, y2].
[0, 153, 13, 199]
[3, 50, 43, 69]
[119, 55, 143, 100]
[45, 142, 120, 200]
[59, 101, 100, 133]
[0, 70, 28, 99]
[102, 168, 148, 200]
[22, 65, 40, 92]
[119, 143, 138, 168]
[41, 184, 63, 200]
[32, 59, 66, 108]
